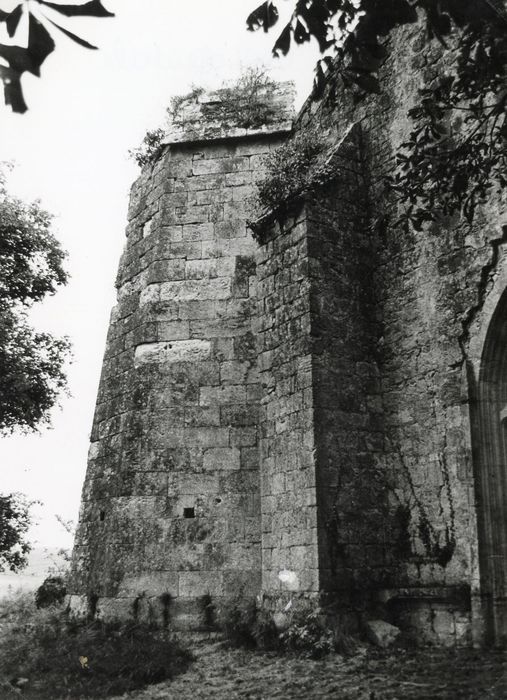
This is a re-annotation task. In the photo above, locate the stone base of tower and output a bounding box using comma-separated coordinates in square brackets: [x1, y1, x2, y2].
[67, 592, 217, 630]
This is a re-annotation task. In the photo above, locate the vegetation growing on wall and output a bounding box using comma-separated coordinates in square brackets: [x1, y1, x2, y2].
[130, 69, 283, 168]
[247, 0, 507, 227]
[207, 68, 279, 130]
[4, 1, 503, 231]
[128, 128, 165, 168]
[166, 86, 205, 123]
[253, 125, 329, 215]
[322, 442, 457, 595]
[394, 450, 457, 568]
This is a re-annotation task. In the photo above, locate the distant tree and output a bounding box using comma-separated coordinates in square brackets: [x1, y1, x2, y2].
[0, 166, 69, 572]
[0, 165, 69, 434]
[0, 492, 33, 572]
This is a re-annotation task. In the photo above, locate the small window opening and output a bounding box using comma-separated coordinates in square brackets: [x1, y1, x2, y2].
[215, 497, 222, 505]
[183, 507, 195, 519]
[99, 510, 105, 521]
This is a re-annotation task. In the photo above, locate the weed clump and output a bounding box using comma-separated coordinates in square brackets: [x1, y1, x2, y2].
[279, 606, 335, 658]
[0, 590, 192, 698]
[254, 125, 330, 214]
[128, 128, 165, 168]
[210, 68, 278, 130]
[129, 68, 282, 169]
[218, 595, 351, 658]
[35, 575, 66, 608]
[218, 595, 258, 647]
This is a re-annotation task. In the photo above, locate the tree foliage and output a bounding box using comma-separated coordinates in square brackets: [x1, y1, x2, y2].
[0, 492, 33, 572]
[247, 0, 507, 225]
[0, 0, 114, 113]
[0, 166, 69, 434]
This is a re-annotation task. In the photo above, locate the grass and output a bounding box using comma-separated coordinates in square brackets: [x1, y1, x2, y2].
[0, 590, 193, 699]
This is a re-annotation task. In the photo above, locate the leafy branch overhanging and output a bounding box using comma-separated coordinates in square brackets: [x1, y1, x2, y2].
[0, 0, 114, 113]
[247, 0, 507, 226]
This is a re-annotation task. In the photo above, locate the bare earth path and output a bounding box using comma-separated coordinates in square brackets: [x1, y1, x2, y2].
[116, 633, 507, 700]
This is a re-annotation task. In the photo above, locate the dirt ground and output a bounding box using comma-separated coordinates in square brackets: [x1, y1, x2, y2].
[115, 633, 507, 700]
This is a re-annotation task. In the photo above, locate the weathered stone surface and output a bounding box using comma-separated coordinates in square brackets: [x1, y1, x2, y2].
[118, 572, 179, 597]
[134, 340, 211, 366]
[162, 82, 295, 145]
[140, 278, 232, 304]
[69, 83, 294, 630]
[202, 447, 241, 471]
[364, 620, 401, 649]
[70, 49, 507, 647]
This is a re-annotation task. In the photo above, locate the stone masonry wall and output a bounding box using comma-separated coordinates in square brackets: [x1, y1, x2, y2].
[69, 23, 507, 645]
[68, 85, 294, 627]
[255, 125, 385, 612]
[255, 212, 320, 601]
[290, 22, 507, 643]
[305, 139, 385, 599]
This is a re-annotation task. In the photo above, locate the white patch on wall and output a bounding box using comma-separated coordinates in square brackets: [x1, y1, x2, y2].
[134, 339, 211, 367]
[87, 442, 100, 461]
[278, 569, 300, 591]
[143, 218, 153, 238]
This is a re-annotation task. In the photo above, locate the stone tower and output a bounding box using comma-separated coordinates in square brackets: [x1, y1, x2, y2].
[68, 82, 296, 628]
[70, 36, 507, 646]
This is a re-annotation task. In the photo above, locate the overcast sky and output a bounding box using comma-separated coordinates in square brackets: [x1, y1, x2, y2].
[0, 0, 319, 549]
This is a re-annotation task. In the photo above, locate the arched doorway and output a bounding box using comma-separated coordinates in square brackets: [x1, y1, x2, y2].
[476, 286, 507, 645]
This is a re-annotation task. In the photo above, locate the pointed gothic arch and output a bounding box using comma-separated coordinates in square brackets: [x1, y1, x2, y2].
[475, 285, 507, 645]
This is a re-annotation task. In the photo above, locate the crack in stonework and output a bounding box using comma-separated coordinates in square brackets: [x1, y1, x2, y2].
[457, 225, 507, 364]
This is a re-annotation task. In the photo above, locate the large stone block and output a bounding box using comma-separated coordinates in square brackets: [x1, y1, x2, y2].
[140, 278, 231, 304]
[178, 571, 223, 597]
[134, 339, 211, 366]
[199, 385, 246, 405]
[203, 447, 241, 471]
[192, 156, 250, 176]
[118, 572, 179, 597]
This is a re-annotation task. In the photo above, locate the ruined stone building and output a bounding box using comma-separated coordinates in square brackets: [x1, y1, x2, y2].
[69, 25, 507, 646]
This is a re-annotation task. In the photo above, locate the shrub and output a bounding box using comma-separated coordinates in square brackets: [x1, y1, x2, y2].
[255, 125, 329, 214]
[128, 128, 165, 168]
[0, 590, 192, 698]
[200, 592, 215, 629]
[35, 575, 66, 609]
[167, 85, 205, 123]
[280, 606, 335, 659]
[251, 607, 280, 651]
[212, 67, 278, 130]
[218, 596, 342, 657]
[0, 588, 33, 620]
[219, 597, 280, 650]
[218, 595, 257, 647]
[130, 68, 279, 169]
